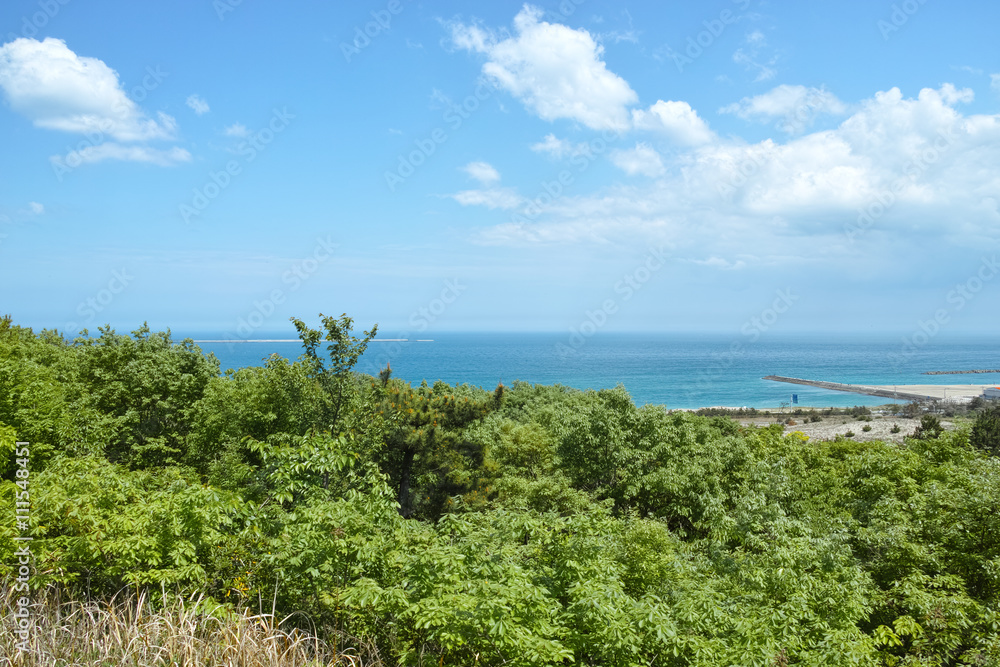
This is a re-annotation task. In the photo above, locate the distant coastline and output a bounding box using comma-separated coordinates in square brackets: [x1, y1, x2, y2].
[923, 369, 1000, 375]
[187, 334, 1000, 410]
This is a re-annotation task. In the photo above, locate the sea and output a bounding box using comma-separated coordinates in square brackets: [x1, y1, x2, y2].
[180, 332, 1000, 410]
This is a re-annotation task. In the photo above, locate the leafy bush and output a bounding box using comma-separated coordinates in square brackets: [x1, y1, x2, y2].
[4, 319, 1000, 665]
[911, 414, 944, 440]
[969, 406, 1000, 456]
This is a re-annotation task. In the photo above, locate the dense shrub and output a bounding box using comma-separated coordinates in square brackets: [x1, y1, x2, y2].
[3, 320, 1000, 665]
[969, 406, 1000, 456]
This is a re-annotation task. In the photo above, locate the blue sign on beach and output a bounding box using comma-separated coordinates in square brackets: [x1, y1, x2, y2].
[792, 394, 798, 404]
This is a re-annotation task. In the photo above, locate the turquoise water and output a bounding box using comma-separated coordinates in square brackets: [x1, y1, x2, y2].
[185, 333, 1000, 409]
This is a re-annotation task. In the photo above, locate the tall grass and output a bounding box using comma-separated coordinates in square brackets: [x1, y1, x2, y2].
[0, 584, 382, 666]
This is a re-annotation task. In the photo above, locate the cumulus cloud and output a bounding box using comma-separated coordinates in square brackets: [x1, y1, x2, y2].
[473, 84, 1000, 259]
[0, 37, 176, 141]
[611, 143, 665, 177]
[186, 94, 210, 114]
[720, 84, 847, 133]
[631, 100, 715, 145]
[463, 161, 501, 185]
[53, 143, 192, 167]
[448, 5, 638, 131]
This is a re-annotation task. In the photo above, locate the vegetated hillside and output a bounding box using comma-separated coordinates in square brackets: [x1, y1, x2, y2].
[2, 315, 1000, 666]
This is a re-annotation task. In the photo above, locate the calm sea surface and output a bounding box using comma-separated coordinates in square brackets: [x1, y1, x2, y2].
[182, 333, 1000, 410]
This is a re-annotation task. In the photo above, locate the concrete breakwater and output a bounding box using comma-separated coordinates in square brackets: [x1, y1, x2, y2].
[763, 376, 940, 402]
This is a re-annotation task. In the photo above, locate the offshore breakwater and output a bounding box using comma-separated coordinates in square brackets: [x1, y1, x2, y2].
[763, 376, 941, 402]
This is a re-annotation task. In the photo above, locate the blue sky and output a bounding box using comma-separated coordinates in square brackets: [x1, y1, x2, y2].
[1, 0, 998, 339]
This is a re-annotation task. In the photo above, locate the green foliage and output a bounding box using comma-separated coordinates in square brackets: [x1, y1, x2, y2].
[22, 456, 241, 591]
[184, 355, 328, 490]
[4, 318, 1000, 665]
[375, 379, 499, 518]
[0, 325, 78, 467]
[911, 414, 944, 440]
[969, 406, 1000, 456]
[290, 313, 376, 432]
[73, 324, 219, 467]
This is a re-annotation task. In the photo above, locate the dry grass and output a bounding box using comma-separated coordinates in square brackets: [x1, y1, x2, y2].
[0, 585, 382, 667]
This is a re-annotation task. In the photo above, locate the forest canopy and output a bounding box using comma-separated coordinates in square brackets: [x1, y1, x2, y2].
[2, 315, 1000, 666]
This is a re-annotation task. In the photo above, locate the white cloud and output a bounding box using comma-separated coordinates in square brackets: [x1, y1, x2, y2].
[448, 5, 638, 131]
[450, 187, 523, 210]
[720, 84, 847, 133]
[530, 133, 589, 158]
[463, 161, 501, 185]
[224, 122, 249, 137]
[935, 83, 974, 105]
[631, 100, 715, 145]
[186, 94, 210, 115]
[0, 38, 176, 141]
[474, 84, 1000, 259]
[611, 143, 665, 177]
[993, 73, 1000, 92]
[53, 143, 192, 166]
[27, 202, 44, 215]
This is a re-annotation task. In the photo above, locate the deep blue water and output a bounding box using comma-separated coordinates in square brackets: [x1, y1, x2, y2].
[182, 333, 1000, 410]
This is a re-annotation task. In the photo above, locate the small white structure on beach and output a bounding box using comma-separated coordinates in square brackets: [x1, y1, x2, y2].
[984, 387, 1000, 400]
